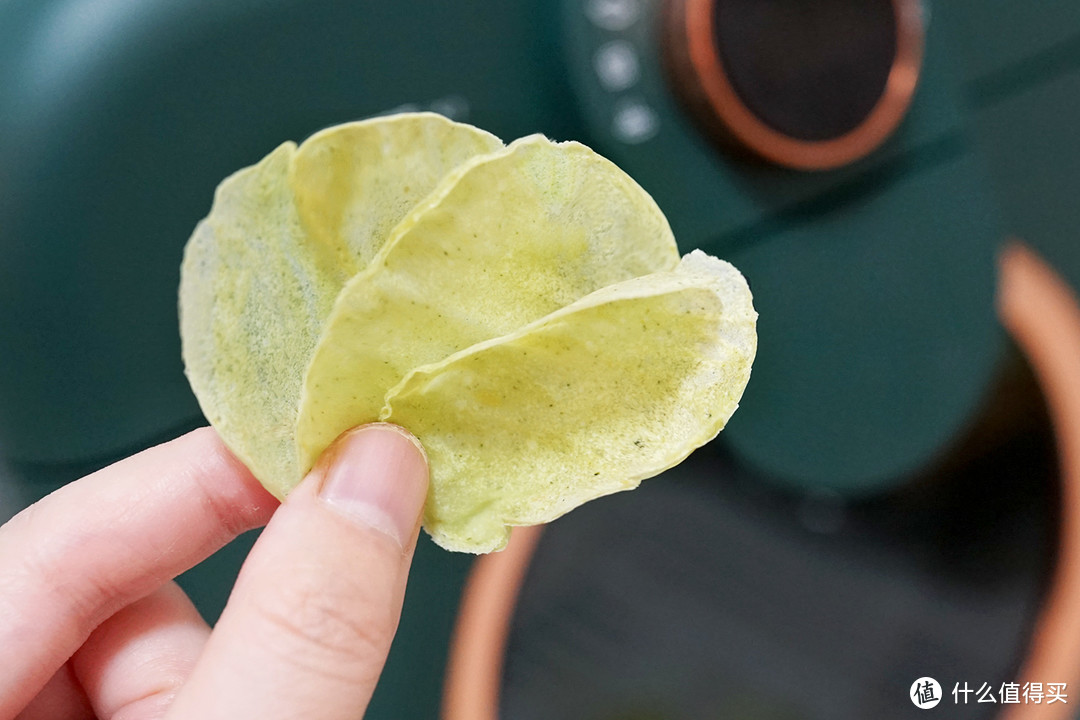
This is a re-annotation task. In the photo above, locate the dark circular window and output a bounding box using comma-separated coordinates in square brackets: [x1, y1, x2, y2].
[714, 0, 897, 142]
[665, 0, 923, 169]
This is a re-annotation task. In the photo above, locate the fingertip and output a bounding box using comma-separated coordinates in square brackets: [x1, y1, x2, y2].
[316, 423, 430, 548]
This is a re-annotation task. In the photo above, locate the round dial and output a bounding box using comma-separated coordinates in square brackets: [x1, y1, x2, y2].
[665, 0, 924, 169]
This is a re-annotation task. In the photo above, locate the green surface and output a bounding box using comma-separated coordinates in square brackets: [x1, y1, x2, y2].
[723, 149, 1002, 490]
[935, 1, 1080, 293]
[970, 70, 1080, 290]
[936, 0, 1080, 86]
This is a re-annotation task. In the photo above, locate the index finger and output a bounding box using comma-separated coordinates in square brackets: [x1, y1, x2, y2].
[0, 427, 278, 718]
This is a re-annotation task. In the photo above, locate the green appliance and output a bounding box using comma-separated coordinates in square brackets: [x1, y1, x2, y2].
[3, 0, 1079, 717]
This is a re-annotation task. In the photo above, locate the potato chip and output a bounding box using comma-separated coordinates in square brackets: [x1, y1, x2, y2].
[289, 117, 502, 282]
[180, 114, 502, 496]
[180, 113, 756, 553]
[295, 134, 680, 475]
[380, 251, 756, 553]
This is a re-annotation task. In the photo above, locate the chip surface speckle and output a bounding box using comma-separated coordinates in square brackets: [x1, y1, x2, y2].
[179, 113, 756, 552]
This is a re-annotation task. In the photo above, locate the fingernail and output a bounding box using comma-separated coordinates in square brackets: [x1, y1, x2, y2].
[318, 423, 429, 546]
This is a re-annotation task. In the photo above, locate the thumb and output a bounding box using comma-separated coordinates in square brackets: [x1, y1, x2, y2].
[166, 423, 429, 720]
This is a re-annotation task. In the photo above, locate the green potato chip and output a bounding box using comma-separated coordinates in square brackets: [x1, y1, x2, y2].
[289, 117, 501, 281]
[381, 251, 756, 553]
[179, 113, 756, 553]
[180, 114, 502, 495]
[295, 134, 680, 476]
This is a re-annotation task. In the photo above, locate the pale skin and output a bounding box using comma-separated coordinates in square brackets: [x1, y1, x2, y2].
[0, 422, 430, 720]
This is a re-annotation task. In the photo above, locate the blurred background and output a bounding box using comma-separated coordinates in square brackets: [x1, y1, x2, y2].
[2, 0, 1080, 717]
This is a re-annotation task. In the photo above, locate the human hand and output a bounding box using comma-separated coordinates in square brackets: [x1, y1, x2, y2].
[0, 423, 429, 720]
